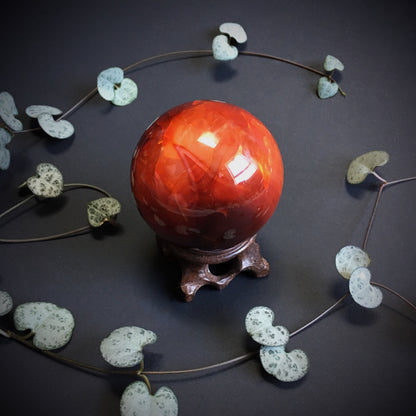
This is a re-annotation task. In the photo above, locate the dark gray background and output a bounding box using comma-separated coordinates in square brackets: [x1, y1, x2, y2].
[1, 1, 415, 415]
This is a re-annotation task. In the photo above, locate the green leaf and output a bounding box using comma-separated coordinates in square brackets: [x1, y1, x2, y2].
[0, 128, 12, 170]
[335, 245, 371, 279]
[120, 381, 178, 416]
[349, 267, 382, 308]
[97, 67, 138, 106]
[0, 290, 13, 316]
[260, 345, 309, 382]
[323, 55, 344, 72]
[317, 77, 338, 99]
[25, 105, 62, 118]
[212, 34, 238, 61]
[112, 78, 138, 106]
[87, 197, 121, 227]
[26, 163, 64, 198]
[37, 113, 74, 139]
[245, 306, 289, 347]
[97, 67, 124, 101]
[0, 91, 23, 131]
[346, 150, 389, 184]
[14, 302, 75, 350]
[100, 326, 157, 368]
[219, 22, 247, 43]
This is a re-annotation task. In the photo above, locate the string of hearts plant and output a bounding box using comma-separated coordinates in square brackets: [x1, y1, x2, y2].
[1, 23, 415, 416]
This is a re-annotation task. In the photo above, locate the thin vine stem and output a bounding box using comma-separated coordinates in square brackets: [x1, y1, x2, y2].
[11, 49, 338, 137]
[1, 279, 414, 379]
[0, 182, 112, 243]
[362, 175, 416, 250]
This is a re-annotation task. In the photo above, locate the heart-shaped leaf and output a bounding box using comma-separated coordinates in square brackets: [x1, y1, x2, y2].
[37, 113, 74, 139]
[0, 128, 12, 170]
[97, 67, 124, 101]
[0, 290, 13, 316]
[87, 197, 121, 227]
[0, 91, 23, 131]
[120, 381, 178, 416]
[219, 22, 247, 44]
[25, 105, 62, 118]
[245, 306, 289, 347]
[346, 151, 389, 184]
[335, 245, 371, 279]
[349, 267, 383, 308]
[212, 34, 238, 61]
[26, 163, 64, 198]
[97, 67, 138, 106]
[112, 78, 138, 106]
[14, 302, 75, 350]
[260, 345, 309, 382]
[100, 326, 157, 368]
[323, 55, 344, 72]
[317, 77, 338, 99]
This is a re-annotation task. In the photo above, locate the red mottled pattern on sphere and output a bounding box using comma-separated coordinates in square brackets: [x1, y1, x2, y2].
[131, 100, 284, 250]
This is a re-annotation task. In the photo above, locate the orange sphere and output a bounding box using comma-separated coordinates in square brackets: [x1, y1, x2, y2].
[131, 100, 284, 250]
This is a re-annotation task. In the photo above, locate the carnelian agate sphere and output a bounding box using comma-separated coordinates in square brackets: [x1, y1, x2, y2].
[131, 100, 284, 250]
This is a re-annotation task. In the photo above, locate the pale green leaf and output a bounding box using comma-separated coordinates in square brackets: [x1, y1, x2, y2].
[0, 290, 13, 316]
[37, 113, 74, 139]
[212, 34, 238, 61]
[346, 150, 389, 184]
[14, 302, 75, 350]
[120, 381, 178, 416]
[317, 77, 338, 99]
[97, 67, 124, 101]
[349, 267, 382, 308]
[87, 197, 121, 227]
[0, 92, 23, 131]
[323, 55, 344, 72]
[335, 245, 371, 279]
[219, 22, 247, 43]
[260, 345, 309, 382]
[112, 78, 138, 106]
[26, 163, 63, 198]
[25, 105, 62, 118]
[100, 326, 157, 368]
[245, 306, 289, 347]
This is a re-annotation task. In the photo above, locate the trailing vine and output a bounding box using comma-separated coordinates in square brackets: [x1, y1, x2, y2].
[0, 23, 415, 415]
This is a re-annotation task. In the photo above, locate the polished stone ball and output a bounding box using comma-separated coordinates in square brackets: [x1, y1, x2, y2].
[131, 100, 284, 250]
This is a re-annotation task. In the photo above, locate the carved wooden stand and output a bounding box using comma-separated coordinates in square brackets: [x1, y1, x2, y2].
[157, 235, 269, 301]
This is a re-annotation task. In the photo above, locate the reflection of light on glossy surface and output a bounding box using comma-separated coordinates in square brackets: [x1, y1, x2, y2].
[131, 100, 284, 250]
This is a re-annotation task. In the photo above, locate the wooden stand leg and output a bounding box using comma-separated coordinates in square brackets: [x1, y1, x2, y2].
[158, 235, 269, 301]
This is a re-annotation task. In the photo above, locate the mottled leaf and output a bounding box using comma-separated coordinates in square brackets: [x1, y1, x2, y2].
[212, 34, 238, 61]
[323, 55, 344, 72]
[26, 163, 63, 198]
[100, 326, 157, 368]
[346, 151, 389, 184]
[97, 67, 124, 101]
[120, 381, 178, 416]
[87, 197, 121, 227]
[219, 22, 247, 43]
[112, 78, 138, 106]
[0, 290, 13, 316]
[245, 306, 289, 347]
[349, 267, 382, 308]
[0, 128, 12, 170]
[0, 92, 23, 131]
[335, 245, 371, 279]
[14, 302, 75, 350]
[260, 345, 309, 382]
[37, 113, 74, 139]
[317, 77, 338, 99]
[25, 105, 62, 118]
